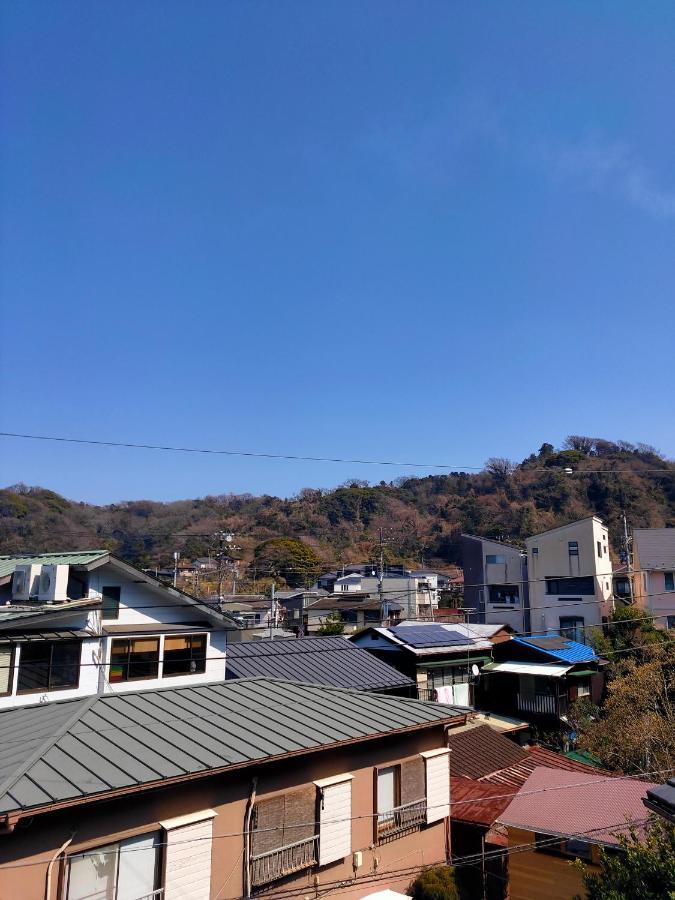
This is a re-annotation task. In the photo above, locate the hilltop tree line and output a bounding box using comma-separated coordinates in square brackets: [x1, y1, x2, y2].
[0, 437, 673, 588]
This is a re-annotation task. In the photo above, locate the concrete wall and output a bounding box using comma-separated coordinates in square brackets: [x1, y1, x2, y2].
[526, 518, 613, 633]
[633, 567, 675, 628]
[0, 727, 450, 900]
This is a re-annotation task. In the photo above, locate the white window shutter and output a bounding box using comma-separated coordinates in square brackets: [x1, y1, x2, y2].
[160, 810, 217, 900]
[314, 775, 353, 866]
[421, 749, 450, 824]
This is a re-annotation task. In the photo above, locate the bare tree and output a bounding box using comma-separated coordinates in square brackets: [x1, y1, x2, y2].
[485, 458, 517, 481]
[563, 435, 596, 454]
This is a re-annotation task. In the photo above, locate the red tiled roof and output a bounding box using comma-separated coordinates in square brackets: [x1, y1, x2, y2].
[497, 767, 656, 845]
[480, 744, 607, 788]
[451, 776, 515, 825]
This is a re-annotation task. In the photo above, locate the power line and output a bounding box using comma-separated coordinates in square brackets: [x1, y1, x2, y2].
[1, 431, 672, 474]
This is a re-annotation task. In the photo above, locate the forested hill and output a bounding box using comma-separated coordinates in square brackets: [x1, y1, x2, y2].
[1, 437, 674, 585]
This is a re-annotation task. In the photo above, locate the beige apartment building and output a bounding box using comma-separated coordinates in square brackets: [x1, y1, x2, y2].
[632, 528, 675, 630]
[526, 517, 613, 639]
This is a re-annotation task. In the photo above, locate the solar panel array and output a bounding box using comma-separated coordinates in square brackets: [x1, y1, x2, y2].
[390, 625, 470, 648]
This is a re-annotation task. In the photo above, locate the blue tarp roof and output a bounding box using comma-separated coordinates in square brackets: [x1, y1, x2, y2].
[512, 634, 598, 663]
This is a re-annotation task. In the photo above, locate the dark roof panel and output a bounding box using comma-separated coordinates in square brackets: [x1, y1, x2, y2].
[226, 637, 414, 691]
[0, 678, 462, 815]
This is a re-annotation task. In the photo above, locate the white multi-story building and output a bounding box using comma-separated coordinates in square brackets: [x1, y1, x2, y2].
[332, 570, 439, 619]
[526, 517, 613, 640]
[0, 550, 237, 709]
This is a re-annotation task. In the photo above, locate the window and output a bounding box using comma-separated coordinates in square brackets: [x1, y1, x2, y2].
[109, 638, 159, 683]
[666, 616, 675, 630]
[250, 788, 318, 887]
[597, 541, 602, 559]
[66, 833, 161, 900]
[560, 616, 585, 643]
[485, 554, 506, 565]
[665, 572, 674, 592]
[532, 547, 538, 556]
[546, 576, 595, 596]
[376, 758, 426, 840]
[535, 833, 592, 860]
[576, 681, 591, 698]
[568, 541, 579, 557]
[163, 634, 207, 676]
[101, 586, 121, 620]
[17, 641, 80, 693]
[489, 585, 519, 605]
[0, 644, 14, 696]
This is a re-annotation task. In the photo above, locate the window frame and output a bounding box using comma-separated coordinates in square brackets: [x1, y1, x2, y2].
[664, 572, 674, 592]
[535, 832, 592, 861]
[0, 643, 15, 696]
[65, 832, 162, 900]
[16, 640, 81, 694]
[485, 554, 506, 565]
[568, 541, 579, 557]
[162, 633, 207, 677]
[546, 576, 595, 596]
[109, 637, 160, 683]
[101, 586, 121, 621]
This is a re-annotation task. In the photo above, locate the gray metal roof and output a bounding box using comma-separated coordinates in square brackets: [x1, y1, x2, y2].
[633, 528, 675, 570]
[0, 551, 109, 582]
[226, 637, 414, 691]
[0, 678, 462, 817]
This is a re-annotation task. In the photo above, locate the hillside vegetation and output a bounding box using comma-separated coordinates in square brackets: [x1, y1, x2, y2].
[1, 437, 674, 588]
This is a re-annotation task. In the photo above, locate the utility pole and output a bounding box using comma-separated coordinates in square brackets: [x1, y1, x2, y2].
[270, 582, 275, 639]
[214, 532, 235, 601]
[377, 528, 394, 624]
[173, 551, 180, 588]
[622, 510, 634, 604]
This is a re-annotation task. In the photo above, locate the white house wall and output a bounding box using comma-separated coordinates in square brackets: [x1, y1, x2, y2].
[0, 637, 102, 710]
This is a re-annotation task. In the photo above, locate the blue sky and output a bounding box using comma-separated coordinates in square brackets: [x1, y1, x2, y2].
[2, 1, 674, 503]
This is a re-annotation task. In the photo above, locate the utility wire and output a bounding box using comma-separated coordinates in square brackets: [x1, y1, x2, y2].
[1, 431, 672, 473]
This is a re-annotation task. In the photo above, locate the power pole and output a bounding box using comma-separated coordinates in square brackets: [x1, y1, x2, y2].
[214, 532, 235, 601]
[377, 528, 394, 624]
[622, 510, 634, 604]
[173, 551, 180, 588]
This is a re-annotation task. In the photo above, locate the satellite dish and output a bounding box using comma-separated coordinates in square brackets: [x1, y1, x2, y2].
[225, 534, 233, 543]
[471, 664, 480, 677]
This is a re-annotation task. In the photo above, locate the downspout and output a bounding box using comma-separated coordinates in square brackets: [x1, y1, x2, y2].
[243, 777, 258, 900]
[45, 831, 76, 900]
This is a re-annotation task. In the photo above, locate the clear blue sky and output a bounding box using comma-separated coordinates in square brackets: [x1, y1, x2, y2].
[2, 2, 674, 504]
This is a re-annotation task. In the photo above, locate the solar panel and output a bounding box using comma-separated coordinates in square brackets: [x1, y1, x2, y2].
[390, 625, 469, 648]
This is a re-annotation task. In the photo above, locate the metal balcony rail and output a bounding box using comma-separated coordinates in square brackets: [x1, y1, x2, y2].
[416, 687, 438, 702]
[377, 799, 426, 838]
[250, 834, 319, 887]
[517, 692, 559, 716]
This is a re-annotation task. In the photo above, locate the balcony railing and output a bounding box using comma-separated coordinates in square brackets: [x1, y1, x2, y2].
[250, 835, 319, 887]
[416, 687, 438, 702]
[517, 693, 561, 716]
[377, 799, 427, 839]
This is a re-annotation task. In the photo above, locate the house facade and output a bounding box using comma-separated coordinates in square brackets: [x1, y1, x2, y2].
[526, 517, 613, 637]
[0, 679, 460, 900]
[632, 528, 675, 630]
[461, 535, 528, 632]
[352, 623, 509, 707]
[478, 634, 604, 727]
[0, 551, 235, 708]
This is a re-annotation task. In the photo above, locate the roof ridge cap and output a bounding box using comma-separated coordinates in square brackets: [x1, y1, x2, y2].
[0, 694, 100, 803]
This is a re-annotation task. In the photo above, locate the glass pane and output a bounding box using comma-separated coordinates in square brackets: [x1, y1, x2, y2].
[109, 641, 130, 683]
[116, 834, 159, 900]
[377, 767, 396, 815]
[50, 643, 81, 689]
[17, 643, 51, 692]
[128, 639, 159, 680]
[102, 587, 121, 621]
[67, 845, 118, 900]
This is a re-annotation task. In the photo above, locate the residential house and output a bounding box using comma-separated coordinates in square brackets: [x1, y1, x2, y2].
[0, 550, 236, 708]
[352, 622, 512, 706]
[323, 570, 440, 620]
[526, 517, 614, 636]
[632, 528, 675, 630]
[225, 635, 416, 695]
[447, 724, 606, 900]
[0, 678, 461, 900]
[461, 534, 529, 632]
[304, 593, 403, 633]
[276, 588, 324, 628]
[478, 634, 604, 727]
[219, 594, 282, 638]
[497, 767, 657, 900]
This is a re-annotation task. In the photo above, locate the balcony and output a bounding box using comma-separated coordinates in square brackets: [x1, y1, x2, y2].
[416, 687, 438, 702]
[517, 692, 563, 717]
[250, 835, 319, 888]
[377, 799, 426, 840]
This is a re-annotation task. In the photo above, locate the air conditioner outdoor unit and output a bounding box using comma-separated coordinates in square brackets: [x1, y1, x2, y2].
[12, 564, 41, 601]
[37, 564, 69, 603]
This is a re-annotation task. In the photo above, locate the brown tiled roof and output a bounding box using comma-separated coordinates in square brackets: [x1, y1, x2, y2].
[448, 724, 528, 779]
[481, 745, 608, 788]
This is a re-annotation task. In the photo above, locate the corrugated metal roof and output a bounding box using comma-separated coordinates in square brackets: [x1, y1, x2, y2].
[483, 661, 572, 677]
[512, 635, 598, 664]
[497, 766, 656, 845]
[0, 597, 100, 625]
[226, 637, 414, 691]
[448, 725, 529, 780]
[0, 551, 109, 580]
[0, 678, 462, 816]
[633, 528, 675, 570]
